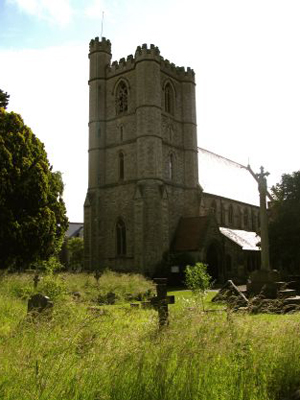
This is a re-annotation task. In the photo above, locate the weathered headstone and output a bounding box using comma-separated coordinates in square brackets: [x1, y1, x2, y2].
[97, 291, 116, 305]
[72, 291, 81, 300]
[94, 269, 102, 284]
[150, 278, 175, 327]
[212, 280, 248, 307]
[106, 291, 116, 305]
[27, 294, 53, 315]
[130, 303, 140, 308]
[33, 273, 40, 289]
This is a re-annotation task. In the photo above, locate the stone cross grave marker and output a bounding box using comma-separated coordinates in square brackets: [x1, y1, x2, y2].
[27, 293, 53, 315]
[256, 166, 271, 271]
[150, 278, 175, 327]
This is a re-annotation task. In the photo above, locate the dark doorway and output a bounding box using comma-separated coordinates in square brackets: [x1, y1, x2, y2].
[206, 243, 220, 282]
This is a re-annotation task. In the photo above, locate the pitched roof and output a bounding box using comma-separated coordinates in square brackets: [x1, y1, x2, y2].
[66, 222, 84, 238]
[198, 148, 260, 206]
[173, 216, 209, 252]
[219, 227, 261, 251]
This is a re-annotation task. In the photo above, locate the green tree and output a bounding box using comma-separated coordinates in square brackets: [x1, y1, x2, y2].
[66, 237, 84, 270]
[269, 171, 300, 273]
[0, 108, 68, 269]
[0, 89, 10, 109]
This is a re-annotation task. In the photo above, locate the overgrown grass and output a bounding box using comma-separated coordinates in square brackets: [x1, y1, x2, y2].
[0, 273, 300, 400]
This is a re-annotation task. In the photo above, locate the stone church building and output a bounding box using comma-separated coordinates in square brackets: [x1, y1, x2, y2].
[84, 37, 261, 282]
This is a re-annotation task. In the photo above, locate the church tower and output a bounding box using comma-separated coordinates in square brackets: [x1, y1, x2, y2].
[84, 37, 200, 275]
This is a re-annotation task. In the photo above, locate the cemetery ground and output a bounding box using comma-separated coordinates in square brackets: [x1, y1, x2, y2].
[1, 272, 300, 400]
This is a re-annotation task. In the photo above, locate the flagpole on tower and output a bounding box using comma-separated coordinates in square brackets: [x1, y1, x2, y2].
[101, 11, 104, 39]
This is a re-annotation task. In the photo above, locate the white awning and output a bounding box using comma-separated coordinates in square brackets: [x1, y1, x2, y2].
[220, 227, 261, 251]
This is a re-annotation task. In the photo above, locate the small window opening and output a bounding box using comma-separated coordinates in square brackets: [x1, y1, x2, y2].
[168, 153, 174, 180]
[221, 203, 226, 225]
[211, 200, 217, 216]
[165, 83, 174, 115]
[228, 204, 233, 224]
[244, 208, 249, 228]
[119, 152, 124, 181]
[116, 218, 126, 256]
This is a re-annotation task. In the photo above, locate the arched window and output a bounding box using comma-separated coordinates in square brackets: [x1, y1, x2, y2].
[221, 203, 226, 225]
[165, 83, 174, 115]
[115, 81, 128, 115]
[116, 218, 126, 256]
[237, 207, 242, 228]
[228, 204, 233, 224]
[252, 211, 256, 231]
[168, 153, 174, 180]
[211, 200, 217, 216]
[244, 208, 249, 228]
[119, 151, 124, 181]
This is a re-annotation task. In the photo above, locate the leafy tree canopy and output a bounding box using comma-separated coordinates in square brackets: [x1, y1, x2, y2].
[269, 171, 300, 273]
[0, 89, 10, 109]
[0, 108, 68, 269]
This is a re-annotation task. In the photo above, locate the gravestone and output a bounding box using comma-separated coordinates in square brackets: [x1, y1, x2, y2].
[150, 278, 175, 327]
[27, 294, 53, 315]
[130, 303, 140, 308]
[212, 280, 248, 307]
[94, 269, 102, 284]
[33, 273, 40, 289]
[97, 291, 116, 305]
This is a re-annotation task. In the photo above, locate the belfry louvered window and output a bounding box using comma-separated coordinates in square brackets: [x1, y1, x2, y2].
[116, 81, 128, 114]
[165, 83, 174, 115]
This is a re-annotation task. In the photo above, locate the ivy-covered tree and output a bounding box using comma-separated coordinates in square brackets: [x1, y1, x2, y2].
[0, 108, 68, 269]
[0, 89, 10, 109]
[269, 171, 300, 273]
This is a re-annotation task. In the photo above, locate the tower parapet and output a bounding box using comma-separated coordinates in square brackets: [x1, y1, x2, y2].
[135, 43, 161, 61]
[160, 58, 195, 82]
[89, 36, 111, 55]
[107, 54, 135, 76]
[106, 42, 194, 82]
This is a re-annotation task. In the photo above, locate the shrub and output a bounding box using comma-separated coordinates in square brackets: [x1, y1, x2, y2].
[38, 274, 67, 299]
[185, 263, 211, 308]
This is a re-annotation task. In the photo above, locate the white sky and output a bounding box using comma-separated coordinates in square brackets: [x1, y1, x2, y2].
[1, 0, 299, 221]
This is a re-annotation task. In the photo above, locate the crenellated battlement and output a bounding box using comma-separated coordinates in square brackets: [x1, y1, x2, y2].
[106, 41, 194, 81]
[89, 36, 111, 55]
[107, 54, 135, 75]
[160, 57, 195, 81]
[135, 43, 161, 59]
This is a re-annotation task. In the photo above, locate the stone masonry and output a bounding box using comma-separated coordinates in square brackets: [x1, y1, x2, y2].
[84, 37, 201, 275]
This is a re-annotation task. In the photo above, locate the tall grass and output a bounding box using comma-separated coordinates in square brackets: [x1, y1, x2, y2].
[0, 273, 300, 400]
